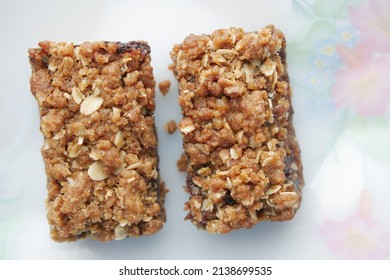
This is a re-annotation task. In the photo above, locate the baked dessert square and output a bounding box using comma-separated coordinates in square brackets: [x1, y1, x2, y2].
[170, 25, 304, 234]
[29, 41, 166, 241]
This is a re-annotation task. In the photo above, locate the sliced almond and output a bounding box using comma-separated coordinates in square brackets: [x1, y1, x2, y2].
[71, 87, 85, 105]
[114, 131, 124, 148]
[80, 95, 104, 115]
[88, 161, 109, 181]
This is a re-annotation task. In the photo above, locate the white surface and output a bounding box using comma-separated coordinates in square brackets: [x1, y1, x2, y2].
[1, 0, 390, 260]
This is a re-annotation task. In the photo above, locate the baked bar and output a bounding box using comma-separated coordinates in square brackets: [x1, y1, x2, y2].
[29, 41, 166, 241]
[170, 25, 304, 234]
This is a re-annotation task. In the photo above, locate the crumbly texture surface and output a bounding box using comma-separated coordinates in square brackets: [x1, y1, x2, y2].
[29, 41, 166, 242]
[164, 119, 177, 134]
[170, 25, 304, 234]
[158, 79, 171, 95]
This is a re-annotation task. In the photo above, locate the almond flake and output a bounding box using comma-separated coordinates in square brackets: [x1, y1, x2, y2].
[71, 87, 84, 105]
[114, 131, 124, 148]
[88, 161, 109, 181]
[80, 95, 104, 115]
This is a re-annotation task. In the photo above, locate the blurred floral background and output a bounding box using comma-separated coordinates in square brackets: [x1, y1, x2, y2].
[0, 0, 389, 259]
[288, 0, 390, 259]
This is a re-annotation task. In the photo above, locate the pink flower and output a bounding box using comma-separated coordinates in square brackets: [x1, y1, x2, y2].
[331, 45, 390, 116]
[349, 0, 390, 53]
[320, 189, 390, 259]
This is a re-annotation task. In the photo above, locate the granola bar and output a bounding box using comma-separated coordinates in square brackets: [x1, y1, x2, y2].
[170, 26, 304, 234]
[29, 41, 166, 241]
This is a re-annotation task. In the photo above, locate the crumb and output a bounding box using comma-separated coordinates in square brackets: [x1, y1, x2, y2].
[177, 153, 187, 172]
[158, 79, 171, 95]
[164, 120, 177, 134]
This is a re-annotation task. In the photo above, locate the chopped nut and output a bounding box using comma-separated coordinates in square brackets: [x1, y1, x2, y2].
[88, 161, 109, 181]
[80, 95, 104, 115]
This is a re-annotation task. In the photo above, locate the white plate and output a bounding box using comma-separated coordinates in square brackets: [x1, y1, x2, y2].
[1, 0, 390, 259]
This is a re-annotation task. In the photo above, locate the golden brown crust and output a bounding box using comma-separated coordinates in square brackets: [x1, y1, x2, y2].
[170, 26, 304, 234]
[29, 41, 166, 242]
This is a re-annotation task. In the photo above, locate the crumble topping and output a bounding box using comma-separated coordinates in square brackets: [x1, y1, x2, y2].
[170, 25, 304, 234]
[29, 41, 166, 241]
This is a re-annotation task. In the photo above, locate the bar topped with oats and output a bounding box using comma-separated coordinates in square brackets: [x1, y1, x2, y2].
[29, 41, 166, 241]
[170, 25, 304, 234]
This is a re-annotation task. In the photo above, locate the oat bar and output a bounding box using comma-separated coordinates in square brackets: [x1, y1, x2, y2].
[170, 26, 304, 234]
[29, 41, 166, 241]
